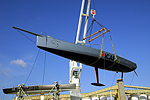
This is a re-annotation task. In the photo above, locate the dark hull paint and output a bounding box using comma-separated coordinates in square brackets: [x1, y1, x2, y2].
[37, 36, 137, 72]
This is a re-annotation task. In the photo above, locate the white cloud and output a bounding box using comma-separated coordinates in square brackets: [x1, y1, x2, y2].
[10, 59, 27, 68]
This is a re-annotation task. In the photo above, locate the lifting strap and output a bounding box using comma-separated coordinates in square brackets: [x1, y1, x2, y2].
[109, 32, 117, 61]
[103, 32, 118, 70]
[89, 35, 104, 66]
[83, 19, 110, 42]
[87, 19, 117, 66]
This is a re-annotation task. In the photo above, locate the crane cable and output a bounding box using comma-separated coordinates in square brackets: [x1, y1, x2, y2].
[93, 0, 96, 10]
[17, 30, 40, 84]
[18, 30, 36, 45]
[85, 18, 117, 61]
[86, 19, 95, 45]
[109, 32, 117, 61]
[94, 19, 117, 61]
[18, 30, 47, 86]
[42, 37, 48, 86]
[25, 49, 40, 84]
[93, 20, 117, 61]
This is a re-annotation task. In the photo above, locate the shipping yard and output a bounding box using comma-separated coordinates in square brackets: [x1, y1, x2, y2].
[13, 79, 150, 100]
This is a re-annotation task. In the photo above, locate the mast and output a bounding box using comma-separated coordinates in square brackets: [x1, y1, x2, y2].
[69, 0, 91, 99]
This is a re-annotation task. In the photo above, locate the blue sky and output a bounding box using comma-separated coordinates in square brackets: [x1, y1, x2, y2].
[0, 0, 150, 99]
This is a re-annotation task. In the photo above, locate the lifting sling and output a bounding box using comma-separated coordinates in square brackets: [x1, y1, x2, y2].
[86, 19, 117, 67]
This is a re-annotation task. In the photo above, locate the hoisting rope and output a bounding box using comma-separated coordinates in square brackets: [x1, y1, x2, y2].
[89, 35, 104, 66]
[18, 30, 36, 45]
[25, 49, 40, 84]
[86, 19, 95, 38]
[83, 19, 110, 43]
[17, 29, 48, 86]
[41, 36, 48, 93]
[85, 19, 117, 64]
[109, 32, 117, 61]
[93, 19, 117, 61]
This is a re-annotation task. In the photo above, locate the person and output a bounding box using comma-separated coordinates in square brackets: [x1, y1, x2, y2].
[22, 83, 25, 86]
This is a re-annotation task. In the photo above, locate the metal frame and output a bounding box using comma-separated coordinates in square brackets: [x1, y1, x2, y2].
[69, 0, 91, 99]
